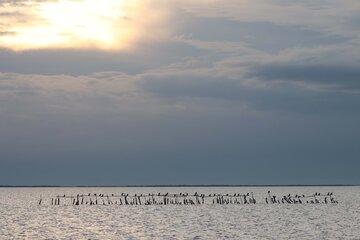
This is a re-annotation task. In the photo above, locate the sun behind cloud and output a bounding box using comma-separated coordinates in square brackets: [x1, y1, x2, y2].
[0, 0, 167, 51]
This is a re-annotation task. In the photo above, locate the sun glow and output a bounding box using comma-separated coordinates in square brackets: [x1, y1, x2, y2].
[0, 0, 164, 51]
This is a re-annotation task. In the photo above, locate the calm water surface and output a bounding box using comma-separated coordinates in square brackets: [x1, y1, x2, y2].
[0, 187, 359, 239]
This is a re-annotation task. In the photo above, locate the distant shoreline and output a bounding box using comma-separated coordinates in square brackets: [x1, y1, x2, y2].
[0, 184, 358, 188]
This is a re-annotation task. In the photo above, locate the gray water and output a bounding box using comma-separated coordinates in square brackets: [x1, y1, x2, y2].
[0, 187, 359, 239]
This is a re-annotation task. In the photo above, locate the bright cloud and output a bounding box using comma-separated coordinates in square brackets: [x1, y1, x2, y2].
[0, 0, 168, 50]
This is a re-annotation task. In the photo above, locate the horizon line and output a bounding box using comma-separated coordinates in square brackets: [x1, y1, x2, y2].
[0, 184, 359, 188]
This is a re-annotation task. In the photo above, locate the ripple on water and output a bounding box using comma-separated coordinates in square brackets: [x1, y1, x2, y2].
[0, 187, 359, 240]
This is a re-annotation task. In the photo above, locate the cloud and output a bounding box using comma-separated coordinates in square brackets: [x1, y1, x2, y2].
[179, 0, 360, 38]
[137, 64, 360, 114]
[0, 31, 15, 36]
[0, 0, 170, 51]
[248, 64, 360, 90]
[173, 13, 348, 53]
[0, 40, 205, 75]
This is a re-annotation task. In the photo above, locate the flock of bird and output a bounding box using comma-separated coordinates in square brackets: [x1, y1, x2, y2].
[265, 191, 338, 204]
[45, 192, 256, 206]
[38, 191, 337, 206]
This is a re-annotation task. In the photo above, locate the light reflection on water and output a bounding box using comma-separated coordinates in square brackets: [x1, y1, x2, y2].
[0, 187, 359, 239]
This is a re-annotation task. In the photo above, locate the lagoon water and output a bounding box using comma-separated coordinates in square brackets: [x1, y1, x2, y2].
[0, 186, 359, 239]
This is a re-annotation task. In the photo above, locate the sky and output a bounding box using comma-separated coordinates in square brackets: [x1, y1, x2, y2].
[0, 0, 359, 185]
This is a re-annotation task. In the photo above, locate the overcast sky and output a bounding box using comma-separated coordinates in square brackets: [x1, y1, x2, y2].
[0, 0, 359, 185]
